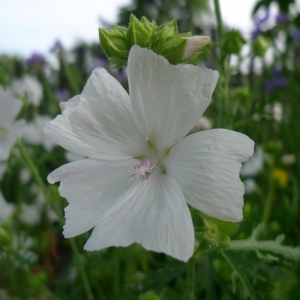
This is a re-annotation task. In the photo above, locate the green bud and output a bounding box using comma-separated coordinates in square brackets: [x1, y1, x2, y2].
[161, 36, 187, 64]
[99, 27, 130, 67]
[222, 30, 246, 55]
[252, 35, 271, 57]
[99, 15, 212, 67]
[127, 14, 151, 47]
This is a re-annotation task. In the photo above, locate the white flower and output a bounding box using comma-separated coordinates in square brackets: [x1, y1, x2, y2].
[244, 178, 256, 194]
[22, 115, 56, 151]
[44, 45, 254, 262]
[0, 87, 23, 161]
[11, 75, 43, 107]
[0, 191, 15, 224]
[282, 154, 296, 165]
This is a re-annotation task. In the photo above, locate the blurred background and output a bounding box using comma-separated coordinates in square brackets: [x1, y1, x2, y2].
[1, 0, 300, 299]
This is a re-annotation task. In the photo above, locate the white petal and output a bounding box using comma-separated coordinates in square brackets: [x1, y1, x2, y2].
[164, 129, 254, 222]
[0, 120, 24, 161]
[48, 158, 136, 237]
[128, 45, 219, 153]
[22, 115, 56, 151]
[44, 68, 149, 160]
[59, 95, 81, 111]
[84, 170, 194, 262]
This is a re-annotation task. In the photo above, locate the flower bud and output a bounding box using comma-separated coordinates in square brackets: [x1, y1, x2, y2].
[182, 36, 211, 60]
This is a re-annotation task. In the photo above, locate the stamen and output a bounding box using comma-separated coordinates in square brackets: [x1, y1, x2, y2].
[132, 159, 157, 181]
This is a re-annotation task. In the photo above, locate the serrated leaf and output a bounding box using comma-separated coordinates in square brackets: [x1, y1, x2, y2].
[222, 252, 258, 300]
[229, 224, 300, 261]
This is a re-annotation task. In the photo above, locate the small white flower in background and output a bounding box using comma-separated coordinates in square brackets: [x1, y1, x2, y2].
[273, 102, 283, 122]
[22, 115, 56, 151]
[282, 154, 296, 165]
[0, 87, 24, 161]
[11, 75, 43, 107]
[244, 178, 257, 194]
[182, 36, 211, 60]
[19, 168, 31, 184]
[44, 45, 254, 262]
[0, 191, 15, 224]
[193, 116, 212, 132]
[19, 183, 58, 226]
[241, 147, 263, 177]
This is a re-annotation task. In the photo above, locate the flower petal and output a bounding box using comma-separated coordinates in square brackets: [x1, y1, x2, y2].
[84, 170, 194, 262]
[44, 68, 149, 160]
[164, 129, 254, 222]
[48, 158, 136, 237]
[128, 45, 219, 153]
[0, 120, 24, 161]
[59, 95, 81, 111]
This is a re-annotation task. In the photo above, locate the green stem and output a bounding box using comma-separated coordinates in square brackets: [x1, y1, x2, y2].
[262, 180, 276, 223]
[213, 0, 229, 128]
[69, 238, 94, 300]
[16, 139, 94, 300]
[187, 255, 195, 300]
[16, 139, 49, 198]
[213, 0, 224, 52]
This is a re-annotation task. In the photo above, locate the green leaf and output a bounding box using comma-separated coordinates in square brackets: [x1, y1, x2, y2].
[222, 251, 258, 300]
[139, 291, 161, 300]
[127, 14, 151, 47]
[222, 30, 246, 55]
[229, 224, 300, 261]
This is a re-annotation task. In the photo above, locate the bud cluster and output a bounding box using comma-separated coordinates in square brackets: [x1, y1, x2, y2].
[99, 14, 210, 67]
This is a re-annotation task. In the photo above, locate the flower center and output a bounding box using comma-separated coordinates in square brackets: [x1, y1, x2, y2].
[132, 159, 157, 181]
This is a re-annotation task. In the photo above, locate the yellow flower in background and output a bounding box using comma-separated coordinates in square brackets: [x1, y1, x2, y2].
[271, 168, 289, 186]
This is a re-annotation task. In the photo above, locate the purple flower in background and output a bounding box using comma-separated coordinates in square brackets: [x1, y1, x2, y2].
[264, 80, 273, 92]
[292, 29, 300, 43]
[264, 66, 288, 91]
[25, 53, 44, 66]
[204, 61, 213, 69]
[276, 12, 288, 24]
[251, 9, 270, 40]
[251, 28, 260, 40]
[94, 57, 107, 68]
[55, 89, 70, 100]
[114, 69, 128, 83]
[50, 40, 64, 53]
[254, 9, 270, 27]
[273, 76, 288, 88]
